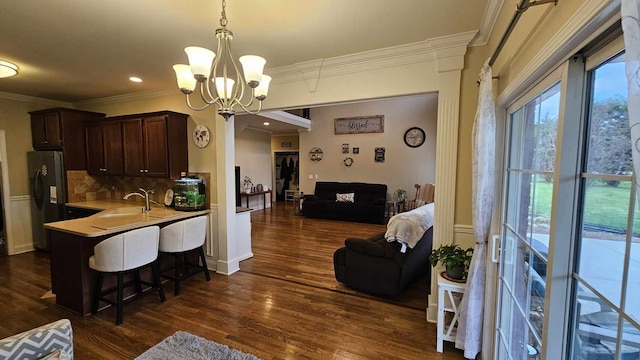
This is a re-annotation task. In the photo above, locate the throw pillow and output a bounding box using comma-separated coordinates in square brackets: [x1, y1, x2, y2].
[336, 193, 355, 202]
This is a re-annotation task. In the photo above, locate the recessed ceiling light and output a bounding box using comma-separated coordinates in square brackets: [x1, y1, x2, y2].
[263, 122, 270, 126]
[129, 76, 143, 83]
[0, 60, 18, 78]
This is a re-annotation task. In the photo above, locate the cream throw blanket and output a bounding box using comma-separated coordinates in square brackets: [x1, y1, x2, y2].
[385, 202, 434, 253]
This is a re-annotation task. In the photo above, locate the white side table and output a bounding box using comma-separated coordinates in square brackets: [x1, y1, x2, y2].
[437, 272, 466, 352]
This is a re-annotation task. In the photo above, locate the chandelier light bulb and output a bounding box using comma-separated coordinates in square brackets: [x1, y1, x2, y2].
[184, 46, 216, 82]
[239, 55, 266, 88]
[172, 64, 197, 94]
[214, 77, 235, 100]
[254, 75, 271, 100]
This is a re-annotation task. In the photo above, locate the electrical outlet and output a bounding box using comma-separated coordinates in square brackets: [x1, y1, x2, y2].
[308, 174, 313, 179]
[315, 174, 318, 179]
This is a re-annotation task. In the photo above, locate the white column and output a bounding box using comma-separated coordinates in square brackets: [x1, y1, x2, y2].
[215, 114, 239, 275]
[426, 34, 469, 322]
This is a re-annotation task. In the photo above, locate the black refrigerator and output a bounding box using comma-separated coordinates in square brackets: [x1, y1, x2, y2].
[28, 151, 66, 251]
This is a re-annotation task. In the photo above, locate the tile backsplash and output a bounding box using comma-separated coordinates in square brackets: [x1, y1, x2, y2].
[66, 171, 210, 207]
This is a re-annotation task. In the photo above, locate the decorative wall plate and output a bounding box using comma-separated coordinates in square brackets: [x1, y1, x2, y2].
[192, 124, 210, 148]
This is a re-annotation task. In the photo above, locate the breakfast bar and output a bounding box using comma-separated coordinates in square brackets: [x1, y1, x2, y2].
[45, 200, 210, 315]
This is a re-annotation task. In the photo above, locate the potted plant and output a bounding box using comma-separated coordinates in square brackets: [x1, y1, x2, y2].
[429, 243, 474, 280]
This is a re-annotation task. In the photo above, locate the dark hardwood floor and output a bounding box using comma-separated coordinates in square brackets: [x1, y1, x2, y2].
[0, 203, 465, 359]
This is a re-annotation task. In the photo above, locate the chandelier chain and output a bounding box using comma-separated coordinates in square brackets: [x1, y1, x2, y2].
[220, 0, 228, 27]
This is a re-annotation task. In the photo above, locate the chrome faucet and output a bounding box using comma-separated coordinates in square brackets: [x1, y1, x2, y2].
[123, 188, 154, 212]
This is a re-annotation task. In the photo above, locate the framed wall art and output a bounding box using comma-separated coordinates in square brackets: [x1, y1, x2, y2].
[334, 115, 384, 135]
[374, 147, 385, 163]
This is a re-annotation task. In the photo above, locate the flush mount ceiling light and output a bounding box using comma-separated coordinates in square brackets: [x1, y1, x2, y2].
[0, 60, 18, 78]
[263, 122, 269, 126]
[129, 76, 143, 83]
[173, 0, 271, 120]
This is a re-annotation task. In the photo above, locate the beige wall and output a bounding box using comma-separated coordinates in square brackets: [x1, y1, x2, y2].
[234, 128, 272, 198]
[299, 94, 438, 199]
[271, 134, 300, 152]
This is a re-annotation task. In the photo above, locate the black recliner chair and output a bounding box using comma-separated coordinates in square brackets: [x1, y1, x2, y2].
[333, 227, 433, 296]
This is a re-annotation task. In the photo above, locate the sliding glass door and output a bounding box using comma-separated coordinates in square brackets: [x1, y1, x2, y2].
[496, 76, 561, 359]
[495, 33, 640, 359]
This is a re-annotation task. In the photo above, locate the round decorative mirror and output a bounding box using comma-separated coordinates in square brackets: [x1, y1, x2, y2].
[309, 147, 323, 162]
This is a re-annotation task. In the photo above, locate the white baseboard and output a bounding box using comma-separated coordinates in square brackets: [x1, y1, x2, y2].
[8, 196, 33, 256]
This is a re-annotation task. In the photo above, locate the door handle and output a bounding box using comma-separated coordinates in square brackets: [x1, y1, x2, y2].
[491, 234, 500, 263]
[33, 169, 43, 208]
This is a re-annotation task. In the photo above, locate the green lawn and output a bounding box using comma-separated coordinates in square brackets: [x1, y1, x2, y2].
[531, 178, 638, 233]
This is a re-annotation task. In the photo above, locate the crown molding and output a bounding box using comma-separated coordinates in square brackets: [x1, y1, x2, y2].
[68, 31, 477, 106]
[427, 30, 478, 72]
[0, 91, 71, 107]
[471, 0, 505, 47]
[72, 89, 176, 107]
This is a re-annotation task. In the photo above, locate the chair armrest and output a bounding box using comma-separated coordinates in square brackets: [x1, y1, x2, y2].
[345, 238, 385, 257]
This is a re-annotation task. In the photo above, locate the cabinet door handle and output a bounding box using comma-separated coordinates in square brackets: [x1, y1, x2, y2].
[144, 169, 149, 173]
[139, 169, 144, 173]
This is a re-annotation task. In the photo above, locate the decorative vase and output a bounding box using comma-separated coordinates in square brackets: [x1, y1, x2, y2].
[446, 265, 465, 280]
[245, 188, 251, 194]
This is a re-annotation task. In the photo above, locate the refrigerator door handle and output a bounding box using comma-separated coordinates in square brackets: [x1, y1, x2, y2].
[33, 169, 44, 208]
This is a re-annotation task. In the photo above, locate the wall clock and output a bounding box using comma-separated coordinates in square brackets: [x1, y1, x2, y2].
[192, 124, 210, 148]
[404, 127, 425, 148]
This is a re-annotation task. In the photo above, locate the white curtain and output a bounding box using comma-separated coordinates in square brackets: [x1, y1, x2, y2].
[455, 59, 496, 358]
[622, 0, 640, 204]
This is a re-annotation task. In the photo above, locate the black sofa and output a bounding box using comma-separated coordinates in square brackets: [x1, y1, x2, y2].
[333, 227, 433, 296]
[302, 182, 387, 224]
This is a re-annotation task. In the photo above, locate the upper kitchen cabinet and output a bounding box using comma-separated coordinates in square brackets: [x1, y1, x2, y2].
[29, 108, 106, 170]
[85, 120, 123, 176]
[121, 111, 188, 179]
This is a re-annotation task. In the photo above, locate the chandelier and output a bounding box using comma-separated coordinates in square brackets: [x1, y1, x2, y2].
[173, 0, 271, 120]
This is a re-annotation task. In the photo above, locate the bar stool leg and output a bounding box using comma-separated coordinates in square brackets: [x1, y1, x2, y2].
[134, 270, 143, 295]
[151, 261, 166, 302]
[116, 272, 124, 325]
[174, 254, 181, 296]
[199, 246, 210, 281]
[92, 272, 104, 314]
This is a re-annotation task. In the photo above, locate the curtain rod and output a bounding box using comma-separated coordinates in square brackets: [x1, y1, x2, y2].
[488, 0, 559, 67]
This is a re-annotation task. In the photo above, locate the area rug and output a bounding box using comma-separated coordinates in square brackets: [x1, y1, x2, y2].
[136, 331, 261, 360]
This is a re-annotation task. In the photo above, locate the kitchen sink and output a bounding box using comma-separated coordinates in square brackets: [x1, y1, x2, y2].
[94, 207, 144, 218]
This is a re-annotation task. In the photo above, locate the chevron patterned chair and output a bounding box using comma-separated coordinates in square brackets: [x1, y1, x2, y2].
[0, 319, 73, 359]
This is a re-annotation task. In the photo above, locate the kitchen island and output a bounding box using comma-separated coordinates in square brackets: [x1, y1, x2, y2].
[45, 200, 210, 315]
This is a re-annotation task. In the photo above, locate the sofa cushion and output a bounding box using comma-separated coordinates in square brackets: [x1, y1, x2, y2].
[0, 319, 73, 360]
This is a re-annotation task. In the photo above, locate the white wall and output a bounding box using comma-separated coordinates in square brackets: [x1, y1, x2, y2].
[299, 94, 438, 199]
[235, 128, 272, 210]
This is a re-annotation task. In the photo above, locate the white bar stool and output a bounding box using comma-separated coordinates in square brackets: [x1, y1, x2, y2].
[159, 216, 210, 296]
[89, 226, 166, 325]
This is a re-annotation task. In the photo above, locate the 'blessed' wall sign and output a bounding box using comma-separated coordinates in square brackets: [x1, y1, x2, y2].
[334, 115, 384, 135]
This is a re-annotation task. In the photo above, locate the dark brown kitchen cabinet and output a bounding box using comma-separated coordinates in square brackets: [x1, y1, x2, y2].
[29, 108, 106, 170]
[85, 120, 123, 176]
[121, 111, 188, 179]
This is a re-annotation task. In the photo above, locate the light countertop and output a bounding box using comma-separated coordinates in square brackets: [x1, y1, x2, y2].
[46, 200, 210, 237]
